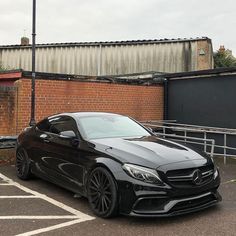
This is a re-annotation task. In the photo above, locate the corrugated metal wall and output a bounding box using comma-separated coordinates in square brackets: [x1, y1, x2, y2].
[0, 39, 213, 75]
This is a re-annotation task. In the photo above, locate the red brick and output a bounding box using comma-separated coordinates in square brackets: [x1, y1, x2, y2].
[1, 78, 164, 135]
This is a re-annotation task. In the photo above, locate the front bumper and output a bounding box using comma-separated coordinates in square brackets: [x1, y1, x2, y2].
[117, 170, 221, 217]
[129, 190, 221, 217]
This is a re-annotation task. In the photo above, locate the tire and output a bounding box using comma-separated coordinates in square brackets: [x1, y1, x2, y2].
[87, 167, 118, 218]
[16, 148, 32, 180]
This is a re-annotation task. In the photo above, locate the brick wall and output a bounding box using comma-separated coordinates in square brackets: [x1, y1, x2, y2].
[197, 40, 214, 70]
[0, 86, 17, 135]
[15, 78, 163, 133]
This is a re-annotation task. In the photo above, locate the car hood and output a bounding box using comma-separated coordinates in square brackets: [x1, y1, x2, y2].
[90, 135, 211, 169]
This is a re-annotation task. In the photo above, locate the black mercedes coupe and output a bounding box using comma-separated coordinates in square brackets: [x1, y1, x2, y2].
[16, 112, 221, 218]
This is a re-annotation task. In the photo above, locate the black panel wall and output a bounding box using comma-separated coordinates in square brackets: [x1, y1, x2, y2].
[168, 74, 236, 128]
[167, 73, 236, 155]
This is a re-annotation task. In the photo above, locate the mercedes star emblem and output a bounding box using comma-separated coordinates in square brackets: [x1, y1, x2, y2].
[192, 169, 202, 185]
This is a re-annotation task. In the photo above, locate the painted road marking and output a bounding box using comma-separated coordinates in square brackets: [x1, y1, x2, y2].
[0, 173, 94, 218]
[0, 172, 95, 236]
[17, 219, 89, 236]
[0, 196, 38, 198]
[0, 215, 80, 219]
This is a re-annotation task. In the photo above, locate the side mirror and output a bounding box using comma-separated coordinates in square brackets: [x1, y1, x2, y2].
[59, 130, 76, 139]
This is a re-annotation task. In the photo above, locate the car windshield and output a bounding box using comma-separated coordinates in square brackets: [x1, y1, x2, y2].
[78, 115, 151, 140]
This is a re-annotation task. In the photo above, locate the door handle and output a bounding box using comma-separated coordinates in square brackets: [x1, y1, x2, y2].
[39, 134, 50, 143]
[40, 134, 47, 139]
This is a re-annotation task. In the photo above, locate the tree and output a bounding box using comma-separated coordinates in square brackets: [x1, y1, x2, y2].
[214, 46, 236, 68]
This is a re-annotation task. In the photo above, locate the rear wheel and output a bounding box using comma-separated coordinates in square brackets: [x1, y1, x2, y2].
[16, 148, 32, 180]
[87, 167, 118, 218]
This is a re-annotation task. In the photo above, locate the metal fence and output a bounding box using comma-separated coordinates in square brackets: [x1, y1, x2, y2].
[142, 121, 236, 164]
[0, 136, 17, 149]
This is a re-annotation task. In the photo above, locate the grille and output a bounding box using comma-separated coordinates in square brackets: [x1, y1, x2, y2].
[134, 198, 168, 212]
[170, 194, 216, 212]
[166, 165, 214, 187]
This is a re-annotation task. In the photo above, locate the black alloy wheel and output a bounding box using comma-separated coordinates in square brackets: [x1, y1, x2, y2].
[87, 167, 118, 218]
[16, 148, 32, 180]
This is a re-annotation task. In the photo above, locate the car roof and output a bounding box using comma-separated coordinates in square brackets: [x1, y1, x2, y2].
[48, 112, 124, 120]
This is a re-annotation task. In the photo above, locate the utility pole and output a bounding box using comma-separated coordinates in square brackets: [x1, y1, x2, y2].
[30, 0, 36, 126]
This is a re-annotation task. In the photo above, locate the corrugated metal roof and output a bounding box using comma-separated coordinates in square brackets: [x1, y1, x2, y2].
[0, 37, 210, 49]
[0, 37, 213, 75]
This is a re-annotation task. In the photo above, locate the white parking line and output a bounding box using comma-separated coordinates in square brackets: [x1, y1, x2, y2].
[17, 219, 88, 236]
[0, 196, 37, 198]
[0, 173, 94, 218]
[0, 216, 80, 219]
[0, 173, 95, 236]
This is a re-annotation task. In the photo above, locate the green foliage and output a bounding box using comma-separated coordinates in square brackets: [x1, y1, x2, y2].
[0, 63, 15, 72]
[214, 50, 236, 68]
[0, 63, 7, 72]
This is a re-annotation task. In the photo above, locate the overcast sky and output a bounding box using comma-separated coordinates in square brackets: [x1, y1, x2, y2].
[0, 0, 235, 54]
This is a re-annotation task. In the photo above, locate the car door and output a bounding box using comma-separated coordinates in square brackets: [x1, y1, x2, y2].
[29, 118, 52, 171]
[38, 116, 86, 193]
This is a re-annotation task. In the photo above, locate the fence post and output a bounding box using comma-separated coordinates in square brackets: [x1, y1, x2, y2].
[204, 132, 207, 153]
[210, 139, 215, 157]
[224, 134, 227, 164]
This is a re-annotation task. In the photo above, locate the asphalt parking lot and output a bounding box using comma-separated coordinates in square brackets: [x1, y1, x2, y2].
[0, 157, 235, 236]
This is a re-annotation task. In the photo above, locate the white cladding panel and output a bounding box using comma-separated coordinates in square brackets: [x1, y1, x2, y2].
[0, 40, 211, 75]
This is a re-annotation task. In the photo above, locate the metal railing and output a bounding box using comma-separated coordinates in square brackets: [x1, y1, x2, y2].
[142, 121, 236, 164]
[152, 132, 215, 157]
[0, 136, 17, 149]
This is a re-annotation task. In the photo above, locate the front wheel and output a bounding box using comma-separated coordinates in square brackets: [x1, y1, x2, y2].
[16, 148, 32, 180]
[87, 167, 118, 218]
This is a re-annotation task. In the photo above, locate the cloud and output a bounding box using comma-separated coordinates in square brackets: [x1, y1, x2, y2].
[0, 0, 235, 54]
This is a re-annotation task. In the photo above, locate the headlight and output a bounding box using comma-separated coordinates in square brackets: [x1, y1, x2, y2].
[211, 158, 219, 180]
[122, 164, 164, 185]
[214, 167, 219, 179]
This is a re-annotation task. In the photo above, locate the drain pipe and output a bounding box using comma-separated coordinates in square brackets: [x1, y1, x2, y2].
[163, 78, 169, 120]
[153, 76, 169, 121]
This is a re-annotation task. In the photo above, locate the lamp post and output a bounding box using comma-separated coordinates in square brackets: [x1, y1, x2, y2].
[29, 0, 36, 126]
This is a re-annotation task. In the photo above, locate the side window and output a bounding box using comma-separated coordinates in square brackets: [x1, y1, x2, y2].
[48, 116, 77, 135]
[36, 119, 51, 132]
[37, 116, 77, 135]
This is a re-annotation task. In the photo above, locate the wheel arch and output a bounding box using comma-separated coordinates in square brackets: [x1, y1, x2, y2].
[85, 157, 123, 195]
